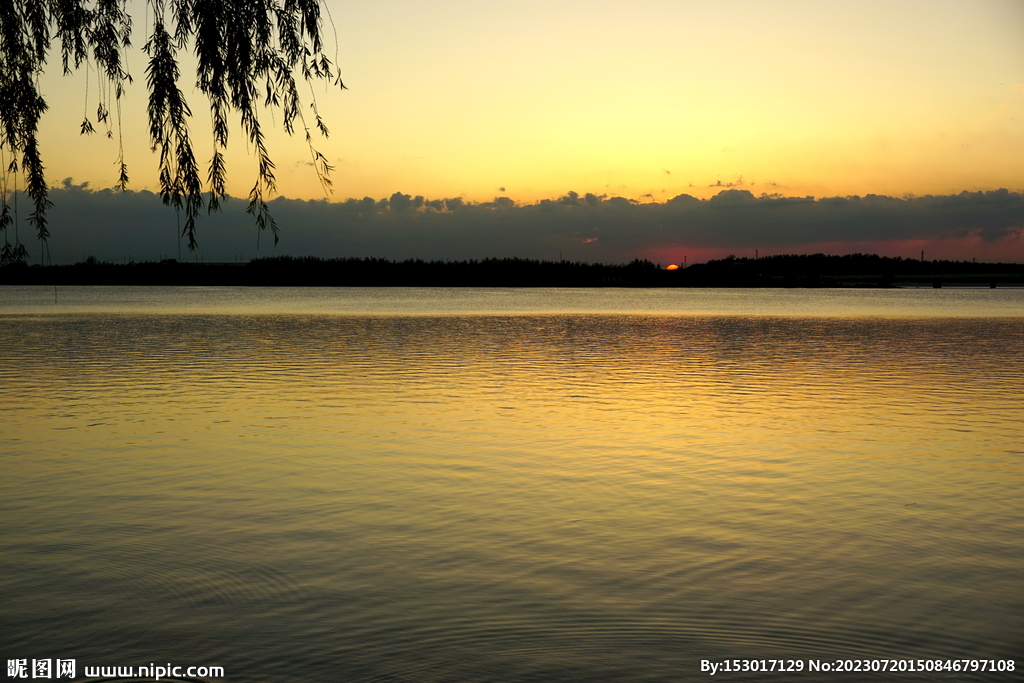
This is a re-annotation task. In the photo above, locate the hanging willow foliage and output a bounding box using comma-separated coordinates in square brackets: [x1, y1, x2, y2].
[0, 0, 343, 262]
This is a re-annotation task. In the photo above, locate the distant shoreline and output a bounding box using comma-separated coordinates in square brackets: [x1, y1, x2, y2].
[3, 254, 1024, 288]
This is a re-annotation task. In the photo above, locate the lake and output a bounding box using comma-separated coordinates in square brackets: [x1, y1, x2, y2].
[1, 286, 1022, 682]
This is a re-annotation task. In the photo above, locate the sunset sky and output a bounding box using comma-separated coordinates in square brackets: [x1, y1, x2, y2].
[22, 0, 1024, 263]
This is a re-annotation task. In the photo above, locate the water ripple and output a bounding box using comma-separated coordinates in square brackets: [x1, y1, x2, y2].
[2, 303, 1021, 682]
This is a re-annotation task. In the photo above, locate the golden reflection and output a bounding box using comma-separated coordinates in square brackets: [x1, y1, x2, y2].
[2, 310, 1022, 676]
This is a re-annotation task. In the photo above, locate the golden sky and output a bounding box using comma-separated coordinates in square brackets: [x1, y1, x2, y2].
[35, 0, 1023, 206]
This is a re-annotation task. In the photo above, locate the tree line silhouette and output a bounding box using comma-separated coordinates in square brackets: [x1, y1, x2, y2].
[2, 253, 1023, 287]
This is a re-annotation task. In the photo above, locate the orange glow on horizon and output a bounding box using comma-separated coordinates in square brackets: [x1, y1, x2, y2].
[666, 264, 680, 270]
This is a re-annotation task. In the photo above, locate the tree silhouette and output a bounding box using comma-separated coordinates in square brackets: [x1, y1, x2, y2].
[0, 0, 343, 263]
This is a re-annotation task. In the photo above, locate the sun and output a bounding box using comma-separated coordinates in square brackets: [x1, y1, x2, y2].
[666, 264, 680, 271]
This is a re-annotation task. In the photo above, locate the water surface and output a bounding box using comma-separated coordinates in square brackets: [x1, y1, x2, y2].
[1, 287, 1022, 682]
[3, 284, 1023, 316]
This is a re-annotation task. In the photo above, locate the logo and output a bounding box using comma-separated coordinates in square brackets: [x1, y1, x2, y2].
[6, 660, 75, 679]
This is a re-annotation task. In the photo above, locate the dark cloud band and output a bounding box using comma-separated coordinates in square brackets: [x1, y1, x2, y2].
[11, 181, 1023, 264]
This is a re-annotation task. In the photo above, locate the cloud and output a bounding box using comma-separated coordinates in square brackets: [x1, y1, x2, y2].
[8, 180, 1024, 264]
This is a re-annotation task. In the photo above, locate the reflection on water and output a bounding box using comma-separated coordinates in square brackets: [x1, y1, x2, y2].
[1, 290, 1022, 682]
[2, 284, 1024, 316]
